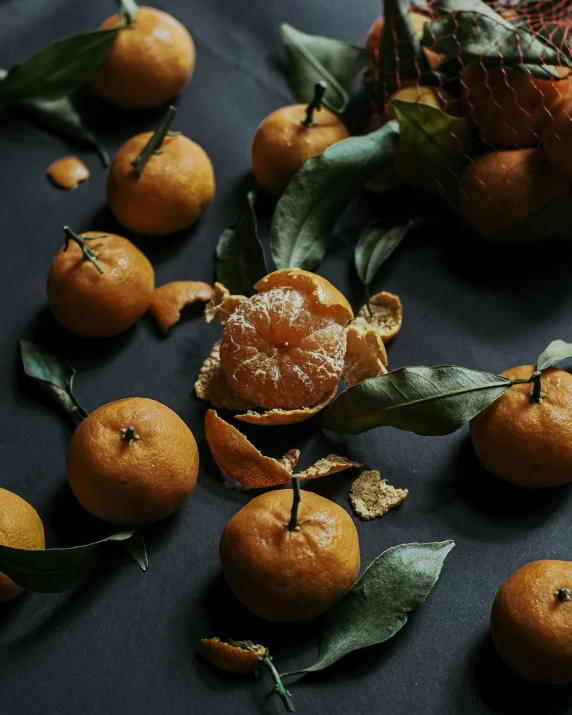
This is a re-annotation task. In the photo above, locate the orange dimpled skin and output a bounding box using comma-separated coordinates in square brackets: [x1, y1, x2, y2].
[66, 398, 199, 525]
[0, 489, 45, 605]
[47, 232, 154, 338]
[89, 7, 195, 109]
[107, 133, 215, 235]
[251, 105, 349, 195]
[491, 560, 572, 684]
[219, 489, 360, 622]
[470, 366, 572, 488]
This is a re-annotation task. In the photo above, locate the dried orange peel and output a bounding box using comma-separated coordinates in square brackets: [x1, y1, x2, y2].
[205, 409, 361, 489]
[195, 270, 397, 425]
[149, 281, 214, 333]
[199, 637, 267, 674]
[354, 291, 403, 343]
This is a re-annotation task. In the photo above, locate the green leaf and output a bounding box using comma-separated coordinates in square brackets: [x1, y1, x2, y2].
[123, 528, 148, 572]
[0, 27, 121, 106]
[284, 541, 455, 674]
[426, 0, 572, 71]
[280, 23, 368, 113]
[380, 0, 433, 95]
[117, 0, 139, 25]
[392, 98, 475, 203]
[355, 219, 413, 286]
[321, 365, 511, 435]
[0, 530, 136, 593]
[215, 190, 268, 296]
[537, 340, 572, 371]
[492, 195, 572, 243]
[271, 121, 400, 271]
[20, 340, 88, 422]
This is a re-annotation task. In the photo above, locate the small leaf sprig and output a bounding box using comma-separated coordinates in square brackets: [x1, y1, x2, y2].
[63, 226, 107, 274]
[322, 339, 572, 435]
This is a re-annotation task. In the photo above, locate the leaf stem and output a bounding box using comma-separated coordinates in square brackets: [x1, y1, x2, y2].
[63, 226, 106, 274]
[261, 655, 295, 713]
[365, 283, 373, 317]
[131, 105, 179, 176]
[302, 81, 327, 127]
[288, 476, 301, 531]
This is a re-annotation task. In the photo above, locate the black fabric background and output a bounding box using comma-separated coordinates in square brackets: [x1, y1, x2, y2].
[1, 1, 572, 713]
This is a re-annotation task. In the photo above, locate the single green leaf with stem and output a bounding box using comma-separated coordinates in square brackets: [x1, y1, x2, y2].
[117, 0, 139, 25]
[321, 365, 512, 435]
[131, 105, 180, 176]
[537, 340, 572, 371]
[271, 120, 400, 271]
[63, 226, 107, 274]
[123, 528, 148, 572]
[20, 340, 88, 422]
[215, 189, 268, 296]
[280, 23, 368, 113]
[261, 655, 295, 712]
[283, 541, 455, 675]
[0, 530, 137, 593]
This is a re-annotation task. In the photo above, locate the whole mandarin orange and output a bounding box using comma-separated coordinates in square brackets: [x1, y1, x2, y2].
[107, 128, 215, 235]
[66, 397, 199, 525]
[47, 228, 154, 338]
[365, 11, 444, 70]
[251, 82, 349, 195]
[470, 365, 572, 488]
[543, 90, 572, 179]
[491, 560, 572, 684]
[219, 486, 360, 621]
[0, 488, 45, 605]
[89, 6, 195, 109]
[220, 268, 352, 411]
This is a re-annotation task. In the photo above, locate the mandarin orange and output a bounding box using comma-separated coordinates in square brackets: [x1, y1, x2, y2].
[66, 397, 199, 525]
[365, 12, 444, 71]
[0, 488, 45, 605]
[491, 560, 572, 684]
[47, 228, 154, 338]
[89, 6, 195, 109]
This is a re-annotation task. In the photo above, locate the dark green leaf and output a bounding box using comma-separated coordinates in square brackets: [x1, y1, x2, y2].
[492, 195, 572, 243]
[280, 23, 368, 113]
[123, 528, 148, 572]
[426, 0, 572, 71]
[0, 27, 120, 106]
[0, 530, 135, 593]
[537, 340, 572, 371]
[380, 0, 433, 95]
[117, 0, 139, 24]
[215, 190, 268, 296]
[355, 219, 413, 286]
[271, 121, 400, 271]
[284, 541, 455, 674]
[20, 340, 88, 422]
[392, 98, 475, 203]
[321, 365, 511, 435]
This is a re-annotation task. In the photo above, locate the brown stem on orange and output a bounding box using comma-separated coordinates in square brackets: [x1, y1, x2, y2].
[63, 226, 106, 274]
[528, 370, 544, 404]
[302, 81, 327, 127]
[120, 425, 140, 445]
[555, 587, 571, 602]
[131, 105, 179, 176]
[260, 655, 295, 712]
[288, 476, 301, 531]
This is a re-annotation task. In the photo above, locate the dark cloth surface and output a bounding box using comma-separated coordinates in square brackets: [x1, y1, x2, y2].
[1, 1, 572, 713]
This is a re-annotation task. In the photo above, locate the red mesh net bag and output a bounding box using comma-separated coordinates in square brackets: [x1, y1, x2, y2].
[364, 0, 572, 240]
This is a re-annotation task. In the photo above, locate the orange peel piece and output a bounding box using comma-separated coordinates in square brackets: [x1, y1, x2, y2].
[205, 409, 295, 488]
[194, 342, 256, 411]
[234, 385, 338, 426]
[254, 268, 353, 325]
[297, 455, 362, 479]
[47, 156, 90, 190]
[349, 470, 408, 520]
[343, 325, 388, 387]
[278, 449, 301, 473]
[199, 637, 267, 674]
[149, 281, 214, 333]
[205, 282, 247, 325]
[355, 291, 403, 343]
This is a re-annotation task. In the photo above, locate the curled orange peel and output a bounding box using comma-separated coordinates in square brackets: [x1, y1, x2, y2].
[199, 637, 267, 674]
[205, 409, 361, 488]
[205, 282, 247, 325]
[194, 342, 256, 411]
[343, 325, 388, 387]
[149, 281, 214, 333]
[234, 385, 338, 426]
[355, 291, 403, 343]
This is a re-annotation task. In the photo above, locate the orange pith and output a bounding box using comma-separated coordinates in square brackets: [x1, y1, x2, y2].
[220, 286, 347, 410]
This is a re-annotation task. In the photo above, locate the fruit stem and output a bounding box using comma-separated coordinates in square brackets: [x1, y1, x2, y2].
[260, 655, 295, 713]
[555, 587, 571, 602]
[510, 370, 545, 403]
[63, 226, 106, 274]
[120, 425, 140, 445]
[302, 81, 327, 127]
[131, 105, 179, 176]
[117, 0, 139, 26]
[288, 476, 301, 532]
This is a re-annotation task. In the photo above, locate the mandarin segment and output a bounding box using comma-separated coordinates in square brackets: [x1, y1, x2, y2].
[148, 281, 214, 333]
